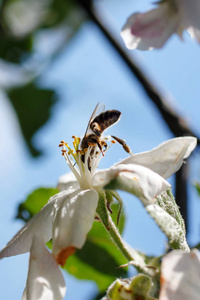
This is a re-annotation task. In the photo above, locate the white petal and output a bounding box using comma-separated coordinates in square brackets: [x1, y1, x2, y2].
[117, 137, 197, 179]
[57, 172, 79, 192]
[160, 249, 200, 300]
[0, 197, 55, 258]
[121, 3, 178, 50]
[0, 190, 75, 258]
[93, 164, 170, 205]
[52, 189, 98, 266]
[22, 235, 66, 300]
[188, 26, 200, 43]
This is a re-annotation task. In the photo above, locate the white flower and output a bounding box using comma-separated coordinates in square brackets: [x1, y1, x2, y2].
[121, 0, 200, 50]
[0, 135, 197, 299]
[22, 235, 66, 300]
[159, 249, 200, 300]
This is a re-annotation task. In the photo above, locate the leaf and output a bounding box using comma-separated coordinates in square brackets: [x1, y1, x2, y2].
[16, 187, 58, 221]
[0, 33, 33, 63]
[8, 82, 57, 156]
[194, 182, 200, 197]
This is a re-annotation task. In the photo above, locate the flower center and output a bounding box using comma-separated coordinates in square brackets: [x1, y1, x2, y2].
[59, 136, 112, 190]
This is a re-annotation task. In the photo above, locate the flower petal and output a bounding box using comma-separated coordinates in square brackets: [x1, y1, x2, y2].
[121, 3, 178, 50]
[0, 190, 75, 258]
[0, 200, 55, 259]
[188, 26, 200, 43]
[117, 137, 197, 179]
[52, 189, 98, 266]
[22, 235, 66, 300]
[160, 249, 200, 300]
[57, 172, 79, 192]
[93, 164, 170, 205]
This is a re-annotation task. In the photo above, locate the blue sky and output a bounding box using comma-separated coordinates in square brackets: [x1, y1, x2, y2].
[1, 0, 200, 299]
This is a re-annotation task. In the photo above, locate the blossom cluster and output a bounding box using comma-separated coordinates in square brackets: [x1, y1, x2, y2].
[0, 130, 197, 299]
[121, 0, 200, 50]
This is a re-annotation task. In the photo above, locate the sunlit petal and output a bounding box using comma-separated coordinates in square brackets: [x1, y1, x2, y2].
[52, 189, 98, 266]
[121, 3, 178, 50]
[57, 172, 79, 192]
[0, 199, 55, 258]
[117, 137, 197, 179]
[0, 190, 76, 258]
[93, 164, 170, 205]
[159, 249, 200, 300]
[188, 27, 200, 43]
[22, 235, 66, 300]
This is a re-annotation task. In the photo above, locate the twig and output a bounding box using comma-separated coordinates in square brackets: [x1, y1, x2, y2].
[77, 0, 200, 144]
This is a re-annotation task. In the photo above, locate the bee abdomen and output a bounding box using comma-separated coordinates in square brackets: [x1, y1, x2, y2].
[91, 110, 121, 133]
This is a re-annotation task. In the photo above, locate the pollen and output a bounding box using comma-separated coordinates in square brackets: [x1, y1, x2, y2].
[111, 140, 116, 144]
[73, 136, 81, 152]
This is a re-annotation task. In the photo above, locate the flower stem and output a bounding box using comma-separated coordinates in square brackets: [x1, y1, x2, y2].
[106, 215, 133, 261]
[100, 213, 155, 276]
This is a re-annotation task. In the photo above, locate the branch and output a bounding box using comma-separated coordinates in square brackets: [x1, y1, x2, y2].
[77, 0, 200, 144]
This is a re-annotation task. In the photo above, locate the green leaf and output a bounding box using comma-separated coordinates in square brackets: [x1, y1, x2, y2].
[45, 0, 75, 27]
[64, 204, 128, 291]
[0, 33, 33, 63]
[16, 187, 58, 221]
[194, 182, 200, 197]
[8, 82, 57, 156]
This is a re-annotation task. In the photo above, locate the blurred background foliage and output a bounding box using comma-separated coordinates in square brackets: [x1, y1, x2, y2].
[0, 0, 84, 156]
[0, 1, 130, 297]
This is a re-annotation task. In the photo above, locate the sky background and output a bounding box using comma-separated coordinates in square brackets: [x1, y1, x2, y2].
[1, 0, 200, 299]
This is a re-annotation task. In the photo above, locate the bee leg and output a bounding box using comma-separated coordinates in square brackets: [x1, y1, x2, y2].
[111, 135, 132, 154]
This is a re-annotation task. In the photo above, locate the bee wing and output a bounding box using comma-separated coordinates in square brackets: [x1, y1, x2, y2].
[84, 102, 105, 136]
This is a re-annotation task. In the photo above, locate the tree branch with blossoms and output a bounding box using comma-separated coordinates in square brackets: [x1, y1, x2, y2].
[1, 1, 200, 300]
[76, 0, 200, 229]
[0, 104, 197, 299]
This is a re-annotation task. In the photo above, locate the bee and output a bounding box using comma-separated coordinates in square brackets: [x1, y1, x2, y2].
[81, 103, 131, 169]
